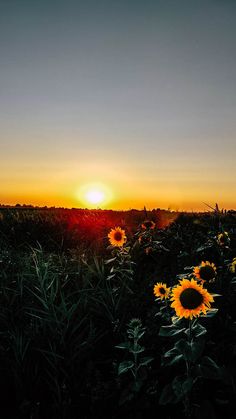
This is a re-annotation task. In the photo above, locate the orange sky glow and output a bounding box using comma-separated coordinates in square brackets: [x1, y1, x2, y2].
[1, 1, 236, 212]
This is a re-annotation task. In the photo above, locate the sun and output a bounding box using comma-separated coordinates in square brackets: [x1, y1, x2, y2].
[77, 183, 112, 208]
[85, 189, 105, 205]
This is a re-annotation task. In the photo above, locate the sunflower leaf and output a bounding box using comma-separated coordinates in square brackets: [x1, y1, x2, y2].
[159, 383, 180, 405]
[118, 360, 134, 375]
[175, 339, 192, 361]
[129, 344, 145, 354]
[164, 354, 184, 367]
[191, 322, 207, 338]
[159, 325, 185, 337]
[190, 339, 205, 362]
[175, 338, 205, 362]
[172, 375, 195, 397]
[197, 356, 221, 380]
[115, 342, 130, 350]
[163, 347, 179, 358]
[202, 308, 218, 318]
[138, 356, 154, 367]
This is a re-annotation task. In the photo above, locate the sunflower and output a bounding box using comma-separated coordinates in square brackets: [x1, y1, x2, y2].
[153, 282, 170, 300]
[171, 278, 214, 319]
[108, 227, 127, 247]
[230, 257, 236, 273]
[217, 232, 230, 247]
[193, 261, 216, 284]
[141, 220, 155, 230]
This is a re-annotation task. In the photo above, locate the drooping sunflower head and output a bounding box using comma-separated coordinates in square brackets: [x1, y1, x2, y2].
[171, 278, 214, 319]
[108, 227, 127, 247]
[194, 261, 216, 284]
[217, 232, 230, 247]
[153, 282, 170, 300]
[141, 220, 155, 230]
[230, 257, 236, 273]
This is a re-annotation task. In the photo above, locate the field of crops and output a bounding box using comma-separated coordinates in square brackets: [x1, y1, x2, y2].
[0, 207, 236, 419]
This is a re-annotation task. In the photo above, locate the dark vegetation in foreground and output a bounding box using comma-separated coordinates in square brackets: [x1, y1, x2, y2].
[0, 206, 236, 418]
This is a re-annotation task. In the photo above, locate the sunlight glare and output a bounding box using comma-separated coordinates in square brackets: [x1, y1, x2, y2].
[77, 183, 113, 208]
[86, 189, 105, 205]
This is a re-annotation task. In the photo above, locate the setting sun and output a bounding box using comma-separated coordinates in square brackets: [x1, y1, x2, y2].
[77, 183, 113, 208]
[85, 189, 105, 205]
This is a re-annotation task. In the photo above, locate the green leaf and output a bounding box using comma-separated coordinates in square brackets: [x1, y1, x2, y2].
[172, 375, 194, 398]
[137, 330, 145, 339]
[171, 316, 186, 327]
[159, 374, 195, 405]
[191, 322, 207, 338]
[164, 347, 179, 358]
[119, 384, 135, 405]
[196, 244, 213, 253]
[202, 308, 218, 318]
[175, 339, 192, 361]
[159, 325, 185, 337]
[139, 356, 154, 367]
[190, 339, 205, 362]
[197, 356, 221, 380]
[104, 257, 117, 264]
[164, 354, 184, 366]
[175, 338, 205, 362]
[163, 347, 184, 366]
[115, 342, 130, 350]
[118, 360, 134, 375]
[129, 344, 145, 354]
[107, 274, 116, 280]
[159, 383, 179, 405]
[132, 379, 143, 393]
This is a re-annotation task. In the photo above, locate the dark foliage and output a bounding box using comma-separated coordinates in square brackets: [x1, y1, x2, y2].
[0, 207, 236, 418]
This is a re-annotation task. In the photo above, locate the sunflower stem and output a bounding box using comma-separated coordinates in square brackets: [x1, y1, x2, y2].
[165, 299, 171, 322]
[184, 319, 193, 418]
[186, 319, 193, 376]
[189, 318, 192, 342]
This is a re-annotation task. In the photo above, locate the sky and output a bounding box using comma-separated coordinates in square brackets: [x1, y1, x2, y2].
[0, 0, 236, 211]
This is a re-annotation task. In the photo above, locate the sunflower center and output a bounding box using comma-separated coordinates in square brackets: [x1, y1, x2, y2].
[199, 266, 215, 281]
[179, 288, 203, 309]
[114, 231, 122, 241]
[159, 287, 166, 295]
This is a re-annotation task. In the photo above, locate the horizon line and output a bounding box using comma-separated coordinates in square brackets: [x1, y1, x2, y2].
[0, 202, 235, 214]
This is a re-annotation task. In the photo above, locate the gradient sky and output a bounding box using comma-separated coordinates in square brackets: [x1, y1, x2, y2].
[1, 0, 236, 210]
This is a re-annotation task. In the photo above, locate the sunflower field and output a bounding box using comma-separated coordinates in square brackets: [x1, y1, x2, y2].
[0, 207, 236, 419]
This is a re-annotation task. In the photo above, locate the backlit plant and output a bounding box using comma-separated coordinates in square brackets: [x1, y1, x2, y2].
[106, 227, 134, 288]
[115, 318, 154, 402]
[158, 279, 221, 417]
